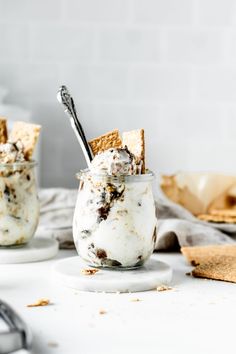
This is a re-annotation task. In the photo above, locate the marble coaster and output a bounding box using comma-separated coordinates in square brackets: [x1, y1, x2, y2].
[0, 237, 59, 264]
[53, 256, 172, 293]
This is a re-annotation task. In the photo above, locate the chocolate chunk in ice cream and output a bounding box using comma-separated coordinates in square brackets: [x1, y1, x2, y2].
[0, 141, 25, 164]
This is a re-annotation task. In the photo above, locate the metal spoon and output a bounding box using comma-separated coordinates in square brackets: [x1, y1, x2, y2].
[57, 85, 93, 167]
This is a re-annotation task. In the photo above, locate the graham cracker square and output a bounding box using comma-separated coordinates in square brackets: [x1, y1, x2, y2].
[9, 121, 41, 160]
[181, 245, 236, 266]
[89, 129, 122, 156]
[122, 129, 145, 173]
[192, 255, 236, 283]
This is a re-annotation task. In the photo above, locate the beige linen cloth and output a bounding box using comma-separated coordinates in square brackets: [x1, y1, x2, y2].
[37, 188, 236, 250]
[37, 189, 77, 249]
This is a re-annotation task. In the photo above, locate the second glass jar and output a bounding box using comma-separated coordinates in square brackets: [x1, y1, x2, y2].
[73, 170, 157, 269]
[0, 161, 39, 247]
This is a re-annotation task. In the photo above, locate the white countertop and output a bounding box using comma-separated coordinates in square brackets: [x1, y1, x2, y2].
[1, 250, 235, 354]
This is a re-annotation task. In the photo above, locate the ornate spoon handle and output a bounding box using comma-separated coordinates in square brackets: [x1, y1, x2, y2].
[57, 85, 93, 166]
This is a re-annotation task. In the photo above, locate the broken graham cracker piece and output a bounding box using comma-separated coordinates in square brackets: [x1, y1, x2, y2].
[9, 121, 41, 160]
[181, 244, 236, 266]
[89, 129, 122, 156]
[0, 118, 8, 144]
[192, 255, 236, 283]
[122, 129, 145, 173]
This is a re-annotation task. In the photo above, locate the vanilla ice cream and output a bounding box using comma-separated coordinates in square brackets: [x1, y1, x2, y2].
[0, 141, 39, 246]
[73, 147, 157, 268]
[0, 141, 25, 164]
[90, 147, 139, 176]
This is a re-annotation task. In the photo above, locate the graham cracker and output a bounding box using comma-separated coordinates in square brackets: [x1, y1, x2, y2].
[197, 213, 236, 223]
[89, 129, 122, 156]
[0, 117, 8, 144]
[122, 129, 145, 173]
[210, 209, 236, 217]
[9, 121, 41, 160]
[192, 255, 236, 283]
[181, 244, 236, 266]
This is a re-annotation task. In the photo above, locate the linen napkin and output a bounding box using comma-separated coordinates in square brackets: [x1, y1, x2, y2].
[37, 188, 236, 250]
[37, 188, 76, 249]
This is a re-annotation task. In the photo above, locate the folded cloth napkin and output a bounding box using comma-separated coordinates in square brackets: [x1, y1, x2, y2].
[37, 188, 77, 249]
[37, 188, 236, 250]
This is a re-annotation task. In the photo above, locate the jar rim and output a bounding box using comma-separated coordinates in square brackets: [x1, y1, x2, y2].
[0, 160, 37, 168]
[76, 169, 155, 183]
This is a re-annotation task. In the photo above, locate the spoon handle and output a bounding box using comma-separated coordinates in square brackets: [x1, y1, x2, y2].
[57, 86, 93, 166]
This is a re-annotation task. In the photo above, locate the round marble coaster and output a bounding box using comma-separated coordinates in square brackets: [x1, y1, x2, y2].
[53, 256, 172, 293]
[0, 237, 59, 264]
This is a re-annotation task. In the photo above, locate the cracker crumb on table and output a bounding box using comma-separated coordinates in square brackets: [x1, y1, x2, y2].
[130, 298, 142, 302]
[27, 298, 50, 307]
[156, 285, 173, 292]
[99, 309, 107, 315]
[48, 342, 59, 348]
[81, 268, 99, 275]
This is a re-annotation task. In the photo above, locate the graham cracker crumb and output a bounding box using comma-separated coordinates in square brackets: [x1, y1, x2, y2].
[130, 298, 142, 302]
[89, 129, 122, 156]
[48, 342, 59, 348]
[99, 309, 107, 315]
[27, 298, 50, 307]
[81, 268, 99, 276]
[156, 285, 173, 292]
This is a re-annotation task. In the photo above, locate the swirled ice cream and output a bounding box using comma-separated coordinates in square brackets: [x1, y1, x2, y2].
[0, 141, 25, 163]
[73, 129, 157, 268]
[0, 118, 41, 246]
[90, 147, 139, 176]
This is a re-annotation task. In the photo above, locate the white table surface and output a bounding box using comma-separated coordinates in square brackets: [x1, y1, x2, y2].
[1, 250, 235, 354]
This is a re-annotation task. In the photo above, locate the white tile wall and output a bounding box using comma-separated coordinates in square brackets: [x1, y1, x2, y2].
[0, 0, 236, 188]
[197, 0, 236, 26]
[134, 0, 193, 25]
[130, 66, 192, 101]
[164, 30, 223, 65]
[64, 0, 128, 23]
[98, 29, 160, 62]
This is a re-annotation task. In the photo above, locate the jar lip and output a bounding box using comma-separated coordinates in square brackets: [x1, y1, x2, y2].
[0, 160, 37, 168]
[76, 169, 155, 182]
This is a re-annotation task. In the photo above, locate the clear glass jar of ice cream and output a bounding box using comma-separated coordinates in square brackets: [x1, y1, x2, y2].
[0, 161, 39, 247]
[0, 118, 41, 247]
[73, 147, 157, 269]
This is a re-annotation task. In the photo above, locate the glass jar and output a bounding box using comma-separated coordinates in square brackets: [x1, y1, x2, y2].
[73, 170, 157, 269]
[0, 161, 39, 247]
